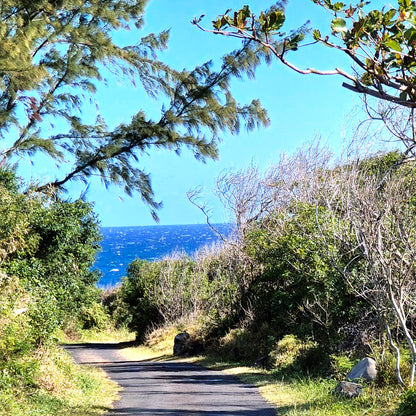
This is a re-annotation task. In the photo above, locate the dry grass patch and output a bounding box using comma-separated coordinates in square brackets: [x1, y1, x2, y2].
[58, 326, 135, 344]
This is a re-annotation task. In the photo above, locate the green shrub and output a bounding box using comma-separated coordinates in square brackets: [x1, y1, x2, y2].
[78, 302, 110, 330]
[270, 334, 304, 368]
[330, 354, 356, 380]
[376, 351, 406, 387]
[244, 203, 366, 351]
[28, 294, 63, 346]
[1, 188, 103, 334]
[114, 243, 247, 342]
[398, 388, 416, 415]
[117, 259, 163, 341]
[269, 334, 330, 376]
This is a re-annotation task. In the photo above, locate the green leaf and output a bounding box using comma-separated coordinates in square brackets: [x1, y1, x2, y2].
[266, 10, 285, 31]
[313, 29, 321, 40]
[241, 5, 251, 19]
[225, 15, 234, 26]
[286, 33, 306, 50]
[333, 2, 345, 11]
[386, 39, 402, 52]
[274, 11, 286, 28]
[331, 17, 348, 34]
[212, 18, 223, 30]
[398, 0, 411, 8]
[383, 8, 397, 24]
[404, 28, 416, 43]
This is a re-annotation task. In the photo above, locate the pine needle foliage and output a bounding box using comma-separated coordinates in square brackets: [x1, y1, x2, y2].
[0, 0, 269, 218]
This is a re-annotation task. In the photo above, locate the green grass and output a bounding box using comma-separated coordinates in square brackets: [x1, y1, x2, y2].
[0, 345, 119, 416]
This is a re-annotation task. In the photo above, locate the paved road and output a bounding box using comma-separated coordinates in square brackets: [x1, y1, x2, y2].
[65, 343, 277, 416]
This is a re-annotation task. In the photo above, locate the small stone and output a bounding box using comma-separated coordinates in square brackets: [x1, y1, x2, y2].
[334, 381, 363, 398]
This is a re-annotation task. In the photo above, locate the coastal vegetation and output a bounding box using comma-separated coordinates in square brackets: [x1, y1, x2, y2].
[4, 0, 416, 415]
[0, 168, 119, 415]
[105, 145, 416, 415]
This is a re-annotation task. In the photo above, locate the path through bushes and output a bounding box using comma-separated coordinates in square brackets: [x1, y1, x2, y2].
[65, 343, 277, 415]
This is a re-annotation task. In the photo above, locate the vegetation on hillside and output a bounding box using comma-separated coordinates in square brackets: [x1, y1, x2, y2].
[104, 144, 416, 414]
[0, 168, 115, 414]
[4, 1, 416, 415]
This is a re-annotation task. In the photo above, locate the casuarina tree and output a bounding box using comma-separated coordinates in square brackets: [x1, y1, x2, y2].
[0, 0, 269, 219]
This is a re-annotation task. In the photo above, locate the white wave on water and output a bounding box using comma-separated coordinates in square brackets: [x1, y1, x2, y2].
[95, 223, 232, 287]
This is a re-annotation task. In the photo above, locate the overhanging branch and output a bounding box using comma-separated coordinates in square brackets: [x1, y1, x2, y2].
[342, 82, 416, 109]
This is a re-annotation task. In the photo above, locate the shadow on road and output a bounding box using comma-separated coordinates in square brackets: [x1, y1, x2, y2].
[65, 343, 277, 416]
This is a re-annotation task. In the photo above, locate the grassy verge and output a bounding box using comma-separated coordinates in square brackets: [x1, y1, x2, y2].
[119, 343, 401, 416]
[0, 345, 119, 416]
[57, 325, 135, 344]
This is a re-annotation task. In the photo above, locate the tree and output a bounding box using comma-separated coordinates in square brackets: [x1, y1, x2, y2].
[0, 0, 269, 219]
[1, 190, 103, 330]
[194, 0, 416, 158]
[196, 0, 416, 107]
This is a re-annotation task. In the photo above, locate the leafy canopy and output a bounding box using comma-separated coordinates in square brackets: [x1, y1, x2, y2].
[0, 0, 269, 219]
[194, 0, 416, 108]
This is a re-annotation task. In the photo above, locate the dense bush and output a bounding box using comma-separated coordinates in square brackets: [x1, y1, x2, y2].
[398, 388, 416, 416]
[0, 168, 104, 341]
[5, 197, 102, 324]
[0, 273, 39, 393]
[3, 207, 101, 331]
[106, 243, 252, 341]
[109, 259, 163, 341]
[0, 167, 111, 411]
[243, 203, 365, 349]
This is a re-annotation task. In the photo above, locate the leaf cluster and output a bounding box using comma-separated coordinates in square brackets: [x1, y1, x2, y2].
[208, 2, 305, 51]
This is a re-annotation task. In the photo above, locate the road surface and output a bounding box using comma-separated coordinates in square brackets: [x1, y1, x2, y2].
[65, 343, 277, 416]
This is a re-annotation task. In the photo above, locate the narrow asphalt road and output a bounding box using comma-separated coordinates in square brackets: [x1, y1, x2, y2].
[65, 343, 277, 416]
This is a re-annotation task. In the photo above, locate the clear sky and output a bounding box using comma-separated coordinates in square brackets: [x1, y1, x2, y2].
[41, 0, 368, 226]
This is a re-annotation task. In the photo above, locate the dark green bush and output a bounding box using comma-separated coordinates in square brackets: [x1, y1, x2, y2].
[3, 196, 103, 331]
[244, 203, 365, 350]
[116, 259, 163, 341]
[0, 169, 105, 345]
[398, 388, 416, 416]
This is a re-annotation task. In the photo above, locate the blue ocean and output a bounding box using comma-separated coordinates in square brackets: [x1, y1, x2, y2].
[95, 223, 232, 287]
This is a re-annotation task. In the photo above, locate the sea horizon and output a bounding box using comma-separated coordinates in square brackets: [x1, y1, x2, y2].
[95, 223, 233, 288]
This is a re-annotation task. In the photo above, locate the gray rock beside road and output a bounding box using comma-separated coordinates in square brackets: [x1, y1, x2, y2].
[173, 331, 190, 356]
[347, 357, 377, 382]
[333, 357, 377, 399]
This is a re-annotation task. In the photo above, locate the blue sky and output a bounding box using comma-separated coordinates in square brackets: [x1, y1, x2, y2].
[49, 0, 366, 226]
